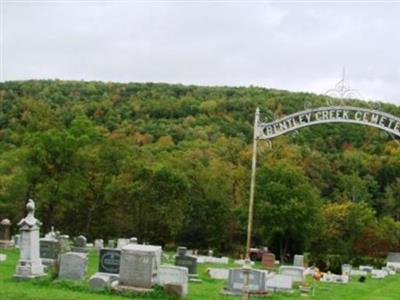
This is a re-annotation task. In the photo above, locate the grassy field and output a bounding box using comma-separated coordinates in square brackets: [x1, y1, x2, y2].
[0, 248, 399, 300]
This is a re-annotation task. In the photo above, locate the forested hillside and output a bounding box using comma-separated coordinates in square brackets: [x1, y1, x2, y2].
[1, 80, 400, 265]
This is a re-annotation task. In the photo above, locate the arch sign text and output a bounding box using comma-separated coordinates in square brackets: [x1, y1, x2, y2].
[257, 106, 400, 139]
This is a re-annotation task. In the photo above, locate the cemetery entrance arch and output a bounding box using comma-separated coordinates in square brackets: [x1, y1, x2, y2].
[245, 106, 400, 259]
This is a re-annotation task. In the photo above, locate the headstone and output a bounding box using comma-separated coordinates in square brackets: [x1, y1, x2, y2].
[89, 272, 119, 291]
[262, 253, 275, 268]
[129, 237, 138, 244]
[44, 226, 57, 240]
[58, 252, 88, 280]
[320, 273, 349, 284]
[99, 249, 121, 274]
[40, 237, 61, 267]
[227, 269, 266, 294]
[158, 266, 188, 298]
[196, 255, 229, 264]
[175, 247, 197, 275]
[207, 268, 229, 280]
[371, 269, 388, 279]
[341, 264, 352, 276]
[279, 266, 304, 283]
[119, 244, 161, 289]
[265, 274, 293, 292]
[13, 199, 46, 280]
[387, 252, 400, 263]
[382, 266, 396, 275]
[0, 254, 7, 262]
[13, 234, 21, 248]
[108, 240, 116, 248]
[359, 265, 373, 273]
[94, 239, 104, 252]
[386, 262, 400, 272]
[72, 235, 87, 253]
[293, 255, 304, 267]
[234, 259, 255, 266]
[117, 238, 130, 249]
[350, 270, 368, 276]
[58, 235, 70, 253]
[0, 219, 12, 248]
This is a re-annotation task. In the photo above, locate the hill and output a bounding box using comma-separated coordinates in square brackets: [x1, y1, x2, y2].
[1, 80, 400, 264]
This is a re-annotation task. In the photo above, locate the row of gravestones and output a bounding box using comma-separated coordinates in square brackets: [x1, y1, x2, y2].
[11, 200, 190, 298]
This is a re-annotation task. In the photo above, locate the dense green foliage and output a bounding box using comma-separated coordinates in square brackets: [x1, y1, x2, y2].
[1, 80, 400, 261]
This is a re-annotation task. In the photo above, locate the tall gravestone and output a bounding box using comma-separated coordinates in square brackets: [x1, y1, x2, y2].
[59, 252, 88, 280]
[0, 219, 12, 248]
[13, 199, 46, 280]
[175, 247, 197, 275]
[89, 248, 121, 291]
[72, 235, 87, 253]
[261, 253, 275, 268]
[40, 236, 61, 267]
[226, 268, 266, 294]
[118, 244, 161, 290]
[293, 255, 304, 267]
[99, 248, 121, 274]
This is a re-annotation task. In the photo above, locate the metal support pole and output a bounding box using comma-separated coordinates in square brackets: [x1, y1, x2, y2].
[242, 108, 260, 300]
[246, 107, 259, 260]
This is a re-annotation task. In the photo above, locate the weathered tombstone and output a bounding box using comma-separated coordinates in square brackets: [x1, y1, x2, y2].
[158, 266, 189, 298]
[226, 269, 266, 294]
[207, 268, 229, 280]
[175, 247, 197, 275]
[89, 272, 119, 291]
[89, 248, 121, 291]
[129, 237, 138, 244]
[387, 252, 400, 263]
[320, 273, 349, 284]
[279, 266, 304, 283]
[0, 219, 12, 248]
[359, 265, 373, 273]
[13, 199, 46, 280]
[265, 274, 293, 292]
[293, 255, 304, 267]
[40, 237, 61, 267]
[44, 226, 57, 240]
[94, 239, 104, 252]
[118, 244, 161, 290]
[59, 252, 88, 280]
[0, 254, 7, 262]
[58, 235, 70, 253]
[341, 264, 352, 276]
[261, 253, 275, 268]
[72, 235, 87, 253]
[117, 238, 130, 249]
[371, 269, 388, 279]
[13, 234, 21, 248]
[108, 240, 116, 248]
[99, 249, 121, 274]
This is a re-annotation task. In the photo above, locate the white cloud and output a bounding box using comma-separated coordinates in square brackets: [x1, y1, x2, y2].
[2, 1, 400, 104]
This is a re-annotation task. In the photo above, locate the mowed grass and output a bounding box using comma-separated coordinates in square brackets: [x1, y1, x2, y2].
[1, 248, 400, 300]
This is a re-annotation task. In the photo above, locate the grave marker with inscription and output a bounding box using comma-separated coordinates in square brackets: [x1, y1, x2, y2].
[99, 249, 121, 274]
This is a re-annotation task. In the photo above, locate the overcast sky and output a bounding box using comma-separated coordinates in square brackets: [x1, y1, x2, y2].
[1, 1, 400, 104]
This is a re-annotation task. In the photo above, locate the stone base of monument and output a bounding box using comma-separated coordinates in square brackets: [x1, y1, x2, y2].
[71, 247, 88, 253]
[14, 259, 46, 281]
[89, 272, 119, 291]
[41, 258, 57, 268]
[219, 288, 270, 296]
[0, 240, 12, 249]
[188, 274, 202, 283]
[112, 283, 153, 294]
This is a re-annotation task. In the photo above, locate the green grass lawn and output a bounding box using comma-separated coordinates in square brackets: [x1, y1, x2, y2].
[0, 248, 399, 300]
